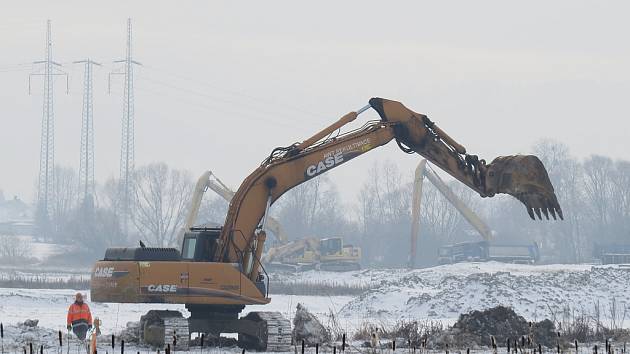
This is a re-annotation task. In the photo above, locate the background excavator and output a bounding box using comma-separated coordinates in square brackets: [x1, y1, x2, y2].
[91, 98, 562, 351]
[179, 171, 289, 247]
[409, 160, 540, 267]
[192, 170, 362, 271]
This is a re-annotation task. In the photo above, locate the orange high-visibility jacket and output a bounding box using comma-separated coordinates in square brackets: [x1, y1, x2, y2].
[67, 302, 93, 326]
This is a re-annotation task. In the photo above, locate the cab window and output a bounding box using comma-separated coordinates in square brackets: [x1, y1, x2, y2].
[182, 238, 197, 260]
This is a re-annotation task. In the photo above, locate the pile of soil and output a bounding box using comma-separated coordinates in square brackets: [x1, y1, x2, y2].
[450, 306, 557, 348]
[119, 321, 141, 343]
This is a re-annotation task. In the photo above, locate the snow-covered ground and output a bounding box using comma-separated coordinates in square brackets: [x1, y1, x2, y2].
[0, 262, 628, 352]
[275, 262, 630, 328]
[0, 288, 353, 336]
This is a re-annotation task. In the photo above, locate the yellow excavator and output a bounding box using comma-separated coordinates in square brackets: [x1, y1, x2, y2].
[197, 170, 362, 271]
[179, 171, 289, 246]
[262, 236, 362, 272]
[410, 160, 542, 266]
[409, 159, 494, 267]
[91, 98, 562, 351]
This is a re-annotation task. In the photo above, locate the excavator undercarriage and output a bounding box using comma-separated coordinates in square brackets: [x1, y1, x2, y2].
[139, 307, 291, 351]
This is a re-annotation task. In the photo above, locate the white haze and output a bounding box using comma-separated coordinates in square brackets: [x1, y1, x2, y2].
[1, 1, 630, 204]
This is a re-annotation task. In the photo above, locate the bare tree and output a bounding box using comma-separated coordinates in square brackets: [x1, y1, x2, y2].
[357, 160, 411, 266]
[275, 175, 348, 240]
[0, 234, 30, 264]
[533, 139, 586, 262]
[583, 156, 614, 235]
[47, 166, 80, 243]
[610, 161, 630, 241]
[419, 179, 479, 244]
[132, 163, 193, 247]
[197, 195, 229, 227]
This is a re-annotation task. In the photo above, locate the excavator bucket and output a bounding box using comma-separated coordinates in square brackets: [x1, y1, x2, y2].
[485, 155, 563, 220]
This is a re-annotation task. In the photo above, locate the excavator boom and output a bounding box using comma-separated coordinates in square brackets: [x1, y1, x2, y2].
[219, 98, 561, 280]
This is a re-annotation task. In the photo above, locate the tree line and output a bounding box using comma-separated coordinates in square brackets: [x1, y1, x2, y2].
[32, 139, 630, 267]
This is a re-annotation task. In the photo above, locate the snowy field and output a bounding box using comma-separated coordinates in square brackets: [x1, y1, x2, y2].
[0, 262, 628, 352]
[273, 262, 630, 328]
[0, 288, 353, 335]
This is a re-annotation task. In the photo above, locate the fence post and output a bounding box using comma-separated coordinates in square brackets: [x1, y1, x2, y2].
[112, 335, 115, 350]
[121, 340, 124, 354]
[30, 342, 34, 354]
[40, 345, 43, 354]
[392, 339, 396, 351]
[315, 343, 319, 354]
[507, 338, 510, 353]
[333, 346, 336, 354]
[342, 334, 346, 352]
[594, 344, 598, 354]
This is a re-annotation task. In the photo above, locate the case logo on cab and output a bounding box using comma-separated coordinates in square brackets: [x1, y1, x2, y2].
[93, 267, 114, 278]
[147, 284, 178, 293]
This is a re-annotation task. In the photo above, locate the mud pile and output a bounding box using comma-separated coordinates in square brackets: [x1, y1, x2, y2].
[448, 306, 557, 348]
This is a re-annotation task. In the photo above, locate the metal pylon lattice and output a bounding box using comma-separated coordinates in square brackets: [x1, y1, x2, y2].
[29, 19, 68, 236]
[110, 18, 141, 236]
[75, 59, 101, 202]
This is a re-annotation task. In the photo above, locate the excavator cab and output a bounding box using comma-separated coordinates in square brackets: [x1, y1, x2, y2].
[181, 227, 222, 262]
[319, 237, 343, 256]
[318, 237, 362, 271]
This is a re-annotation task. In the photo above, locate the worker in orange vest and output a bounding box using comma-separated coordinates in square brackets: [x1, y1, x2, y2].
[66, 293, 93, 340]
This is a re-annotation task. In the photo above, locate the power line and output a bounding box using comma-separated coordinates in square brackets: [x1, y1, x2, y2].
[109, 18, 141, 237]
[28, 19, 68, 239]
[134, 77, 311, 130]
[141, 64, 325, 119]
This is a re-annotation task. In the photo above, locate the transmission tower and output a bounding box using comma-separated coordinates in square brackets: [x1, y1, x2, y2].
[74, 59, 101, 202]
[28, 19, 68, 238]
[109, 18, 141, 236]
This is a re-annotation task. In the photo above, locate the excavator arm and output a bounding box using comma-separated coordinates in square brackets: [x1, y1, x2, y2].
[218, 98, 562, 280]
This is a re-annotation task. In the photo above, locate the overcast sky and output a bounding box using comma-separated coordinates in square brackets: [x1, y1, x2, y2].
[1, 1, 629, 206]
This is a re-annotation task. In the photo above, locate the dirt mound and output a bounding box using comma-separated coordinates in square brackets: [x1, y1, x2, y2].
[292, 303, 330, 346]
[119, 321, 141, 343]
[451, 306, 557, 348]
[22, 319, 39, 327]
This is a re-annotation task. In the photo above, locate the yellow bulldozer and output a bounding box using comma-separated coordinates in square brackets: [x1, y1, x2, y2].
[91, 98, 562, 351]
